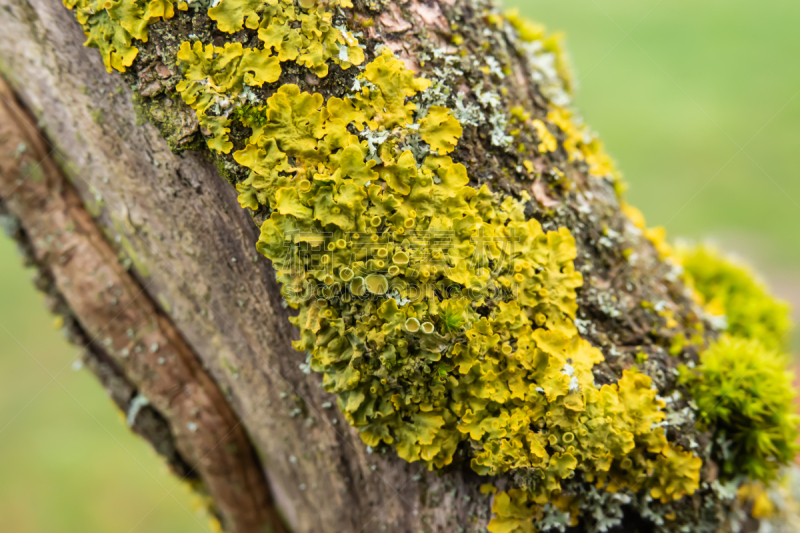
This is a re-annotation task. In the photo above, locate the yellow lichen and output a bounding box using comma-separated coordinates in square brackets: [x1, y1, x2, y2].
[648, 443, 703, 503]
[64, 0, 175, 72]
[547, 106, 620, 183]
[175, 41, 281, 153]
[620, 202, 674, 259]
[419, 106, 463, 155]
[208, 0, 363, 77]
[64, 0, 708, 525]
[531, 119, 556, 154]
[489, 489, 540, 533]
[354, 49, 432, 130]
[739, 482, 776, 519]
[171, 0, 365, 152]
[205, 50, 701, 527]
[505, 9, 573, 94]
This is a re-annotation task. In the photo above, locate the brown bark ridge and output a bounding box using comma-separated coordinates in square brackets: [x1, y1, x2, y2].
[0, 1, 722, 532]
[0, 77, 285, 533]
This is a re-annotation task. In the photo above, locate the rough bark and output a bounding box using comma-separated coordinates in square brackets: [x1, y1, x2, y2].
[0, 76, 285, 533]
[0, 1, 718, 532]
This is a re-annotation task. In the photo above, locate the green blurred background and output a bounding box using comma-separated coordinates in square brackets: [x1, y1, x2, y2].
[1, 0, 798, 531]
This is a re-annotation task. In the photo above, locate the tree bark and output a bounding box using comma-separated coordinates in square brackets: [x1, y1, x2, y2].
[0, 76, 285, 533]
[0, 1, 723, 532]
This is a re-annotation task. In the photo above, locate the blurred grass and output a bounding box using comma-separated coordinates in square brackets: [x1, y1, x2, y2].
[1, 0, 798, 530]
[0, 236, 212, 533]
[507, 0, 800, 268]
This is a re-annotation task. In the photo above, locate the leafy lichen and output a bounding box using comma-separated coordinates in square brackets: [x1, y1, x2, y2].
[63, 1, 800, 531]
[172, 0, 365, 152]
[64, 0, 176, 72]
[216, 47, 699, 528]
[208, 0, 363, 76]
[175, 41, 281, 152]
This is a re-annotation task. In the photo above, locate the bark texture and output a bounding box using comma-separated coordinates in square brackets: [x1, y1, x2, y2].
[0, 77, 285, 533]
[0, 1, 715, 532]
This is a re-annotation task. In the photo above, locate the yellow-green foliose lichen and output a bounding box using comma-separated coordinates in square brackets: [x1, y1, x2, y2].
[175, 41, 282, 153]
[209, 47, 699, 528]
[173, 0, 364, 152]
[63, 1, 724, 530]
[64, 0, 176, 72]
[209, 0, 362, 77]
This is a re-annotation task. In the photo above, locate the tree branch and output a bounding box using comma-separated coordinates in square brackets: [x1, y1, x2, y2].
[0, 77, 286, 533]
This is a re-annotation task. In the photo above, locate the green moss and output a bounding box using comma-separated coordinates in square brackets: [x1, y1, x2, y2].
[678, 244, 792, 350]
[681, 335, 799, 482]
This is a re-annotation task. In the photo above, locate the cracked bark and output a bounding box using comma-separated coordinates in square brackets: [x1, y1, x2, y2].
[0, 1, 720, 532]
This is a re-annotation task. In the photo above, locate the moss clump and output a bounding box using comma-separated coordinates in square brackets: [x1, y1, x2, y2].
[678, 245, 792, 350]
[681, 335, 798, 482]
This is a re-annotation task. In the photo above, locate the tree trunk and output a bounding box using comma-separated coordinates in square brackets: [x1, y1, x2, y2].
[0, 1, 752, 532]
